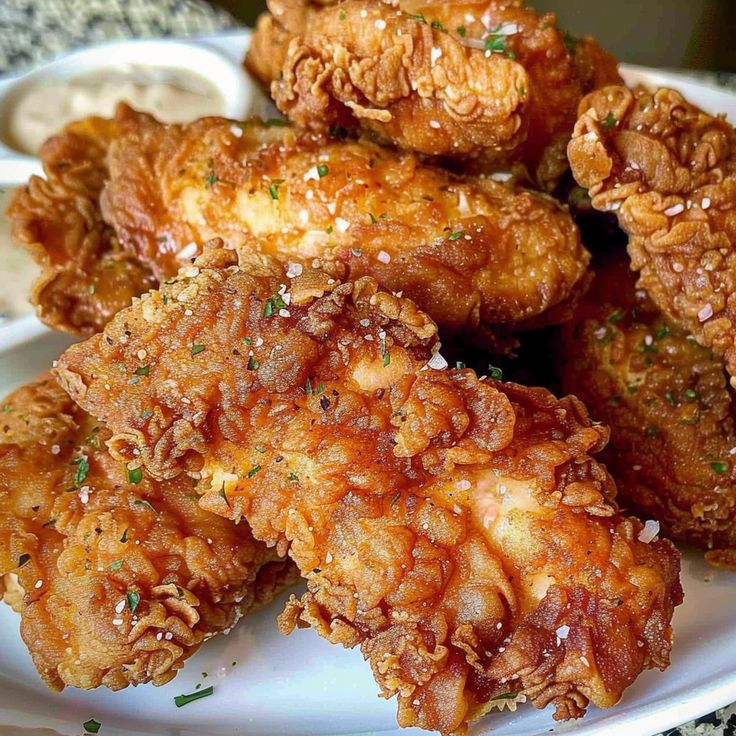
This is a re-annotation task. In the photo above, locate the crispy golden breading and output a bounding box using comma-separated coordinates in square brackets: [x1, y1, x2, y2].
[0, 374, 297, 691]
[246, 0, 621, 186]
[9, 105, 590, 340]
[7, 117, 157, 336]
[557, 252, 736, 569]
[568, 84, 736, 389]
[55, 246, 682, 735]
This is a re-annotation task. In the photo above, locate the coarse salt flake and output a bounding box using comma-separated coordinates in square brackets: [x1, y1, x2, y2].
[51, 445, 60, 455]
[278, 308, 291, 318]
[375, 18, 386, 29]
[664, 203, 684, 217]
[702, 197, 712, 209]
[286, 262, 303, 278]
[699, 303, 714, 322]
[427, 352, 449, 370]
[429, 120, 441, 129]
[230, 124, 243, 138]
[377, 250, 391, 264]
[177, 242, 198, 260]
[430, 47, 442, 65]
[638, 519, 660, 543]
[555, 625, 570, 640]
[35, 580, 43, 589]
[335, 217, 350, 232]
[115, 600, 126, 614]
[456, 479, 472, 491]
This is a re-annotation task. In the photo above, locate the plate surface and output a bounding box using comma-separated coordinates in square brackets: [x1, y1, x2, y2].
[1, 31, 736, 736]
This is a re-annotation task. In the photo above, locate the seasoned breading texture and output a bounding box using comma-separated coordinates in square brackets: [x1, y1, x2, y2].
[568, 84, 736, 389]
[246, 0, 621, 186]
[557, 252, 736, 569]
[7, 116, 156, 336]
[9, 104, 590, 339]
[0, 374, 297, 691]
[55, 247, 682, 735]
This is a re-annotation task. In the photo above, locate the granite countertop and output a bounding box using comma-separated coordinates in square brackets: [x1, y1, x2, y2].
[0, 1, 733, 735]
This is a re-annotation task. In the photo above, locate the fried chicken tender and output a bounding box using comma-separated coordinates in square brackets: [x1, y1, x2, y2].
[9, 104, 590, 340]
[0, 374, 297, 691]
[557, 252, 736, 569]
[7, 116, 157, 336]
[568, 84, 736, 390]
[54, 246, 682, 735]
[246, 0, 621, 186]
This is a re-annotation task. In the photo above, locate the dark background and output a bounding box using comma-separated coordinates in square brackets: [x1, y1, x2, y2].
[211, 0, 736, 71]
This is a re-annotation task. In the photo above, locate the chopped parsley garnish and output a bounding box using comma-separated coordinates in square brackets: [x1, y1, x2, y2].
[563, 31, 578, 53]
[431, 19, 447, 32]
[456, 26, 467, 37]
[133, 499, 157, 513]
[247, 356, 260, 371]
[269, 180, 284, 200]
[607, 309, 625, 324]
[488, 365, 504, 381]
[191, 344, 206, 357]
[127, 467, 143, 485]
[1, 403, 11, 413]
[338, 10, 346, 20]
[83, 719, 102, 734]
[484, 34, 509, 55]
[602, 113, 617, 129]
[684, 388, 698, 400]
[17, 553, 30, 568]
[448, 230, 465, 241]
[288, 472, 299, 482]
[73, 455, 90, 488]
[264, 118, 289, 128]
[664, 391, 676, 406]
[455, 361, 466, 369]
[491, 692, 519, 701]
[410, 12, 427, 23]
[134, 365, 150, 377]
[325, 225, 334, 235]
[158, 235, 169, 243]
[607, 395, 622, 406]
[317, 164, 329, 178]
[205, 171, 217, 188]
[644, 426, 660, 437]
[711, 461, 729, 474]
[88, 285, 96, 295]
[263, 294, 287, 317]
[109, 560, 124, 571]
[380, 332, 390, 366]
[655, 325, 670, 340]
[127, 591, 140, 614]
[174, 685, 214, 708]
[247, 465, 262, 478]
[120, 529, 128, 543]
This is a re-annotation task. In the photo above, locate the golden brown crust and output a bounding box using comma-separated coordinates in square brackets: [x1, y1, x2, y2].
[0, 374, 295, 691]
[10, 104, 590, 338]
[7, 117, 156, 336]
[55, 247, 681, 735]
[246, 0, 621, 186]
[568, 84, 736, 389]
[557, 251, 736, 568]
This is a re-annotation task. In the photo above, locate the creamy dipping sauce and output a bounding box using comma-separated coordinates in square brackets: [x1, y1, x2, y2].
[8, 65, 226, 155]
[0, 186, 38, 321]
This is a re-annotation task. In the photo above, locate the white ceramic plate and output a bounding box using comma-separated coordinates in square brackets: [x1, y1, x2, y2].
[1, 30, 736, 736]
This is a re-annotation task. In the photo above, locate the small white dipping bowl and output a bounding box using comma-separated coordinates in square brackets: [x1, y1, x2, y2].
[0, 37, 253, 158]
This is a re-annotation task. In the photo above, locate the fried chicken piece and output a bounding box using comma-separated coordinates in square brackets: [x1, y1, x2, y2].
[568, 84, 736, 390]
[557, 251, 736, 569]
[7, 116, 157, 336]
[246, 0, 621, 186]
[0, 374, 297, 691]
[9, 104, 590, 340]
[54, 246, 682, 735]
